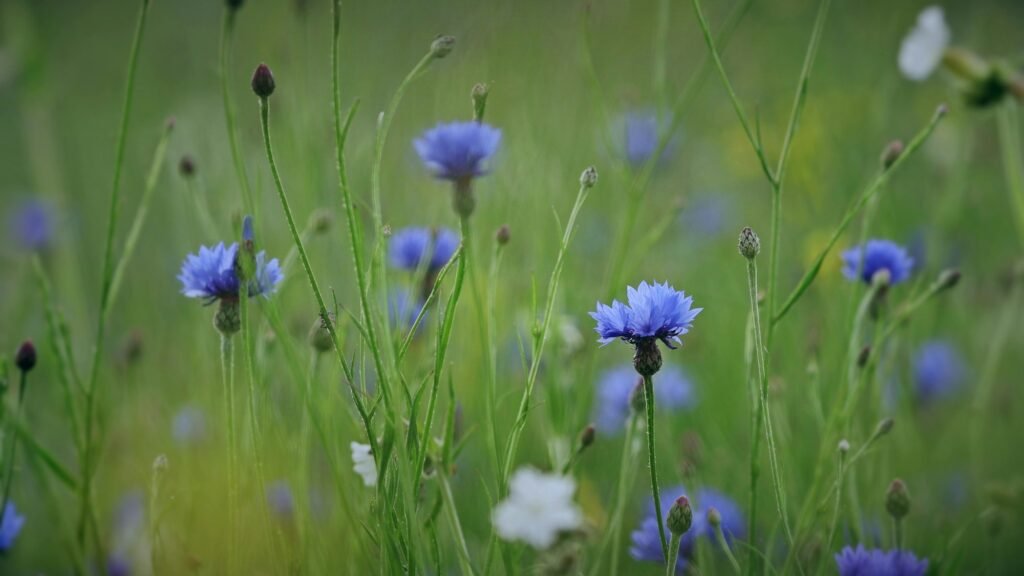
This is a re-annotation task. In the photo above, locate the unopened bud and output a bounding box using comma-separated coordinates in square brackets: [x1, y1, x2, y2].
[738, 227, 760, 259]
[578, 424, 596, 450]
[935, 103, 949, 118]
[875, 418, 895, 438]
[580, 166, 598, 188]
[309, 313, 337, 353]
[707, 507, 722, 528]
[881, 140, 904, 170]
[251, 63, 276, 99]
[496, 224, 511, 246]
[667, 496, 693, 536]
[15, 341, 36, 373]
[937, 268, 961, 291]
[838, 439, 850, 455]
[857, 345, 871, 368]
[886, 478, 911, 519]
[472, 82, 490, 122]
[179, 155, 196, 178]
[430, 35, 456, 59]
[310, 209, 333, 235]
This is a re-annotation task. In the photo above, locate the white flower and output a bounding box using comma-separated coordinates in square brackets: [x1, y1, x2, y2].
[898, 6, 951, 81]
[492, 467, 582, 549]
[350, 442, 377, 487]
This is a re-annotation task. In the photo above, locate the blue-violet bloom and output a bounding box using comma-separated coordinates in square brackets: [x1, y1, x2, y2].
[10, 198, 55, 252]
[834, 545, 928, 576]
[414, 121, 502, 182]
[0, 502, 25, 553]
[841, 239, 914, 285]
[913, 340, 966, 403]
[389, 227, 459, 272]
[178, 242, 282, 302]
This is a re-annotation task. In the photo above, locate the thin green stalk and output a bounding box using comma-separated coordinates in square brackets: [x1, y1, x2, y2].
[824, 446, 847, 554]
[0, 371, 28, 525]
[666, 533, 682, 576]
[643, 374, 669, 561]
[221, 334, 238, 576]
[715, 522, 743, 575]
[108, 119, 174, 311]
[483, 239, 506, 481]
[78, 0, 151, 551]
[745, 311, 764, 576]
[997, 102, 1024, 246]
[438, 469, 476, 576]
[746, 257, 794, 547]
[893, 517, 903, 550]
[653, 0, 671, 112]
[598, 414, 641, 576]
[220, 7, 255, 218]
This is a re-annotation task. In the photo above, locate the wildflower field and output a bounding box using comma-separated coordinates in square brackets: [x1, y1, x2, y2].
[3, 0, 1024, 574]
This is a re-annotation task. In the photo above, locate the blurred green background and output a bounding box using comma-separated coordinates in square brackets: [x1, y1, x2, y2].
[2, 0, 1024, 573]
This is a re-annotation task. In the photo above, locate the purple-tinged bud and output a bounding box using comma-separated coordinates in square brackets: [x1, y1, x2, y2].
[578, 424, 596, 450]
[15, 341, 36, 373]
[937, 268, 961, 291]
[886, 478, 911, 519]
[496, 224, 511, 246]
[430, 35, 456, 59]
[738, 226, 760, 259]
[667, 496, 693, 536]
[251, 63, 276, 99]
[936, 103, 949, 118]
[179, 155, 196, 178]
[580, 166, 598, 188]
[242, 215, 255, 244]
[881, 140, 905, 170]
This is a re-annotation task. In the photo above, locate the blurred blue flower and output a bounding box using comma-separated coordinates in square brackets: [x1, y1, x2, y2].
[594, 364, 696, 433]
[10, 198, 55, 252]
[389, 227, 459, 272]
[389, 288, 425, 330]
[108, 491, 148, 576]
[414, 121, 502, 181]
[0, 502, 25, 553]
[834, 545, 928, 576]
[619, 110, 677, 167]
[178, 242, 282, 302]
[267, 481, 295, 519]
[913, 340, 966, 403]
[630, 486, 744, 573]
[591, 281, 701, 348]
[680, 194, 730, 239]
[841, 239, 914, 285]
[172, 405, 207, 445]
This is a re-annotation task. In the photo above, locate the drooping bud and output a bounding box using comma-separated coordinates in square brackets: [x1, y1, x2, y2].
[580, 166, 598, 189]
[15, 341, 36, 373]
[309, 209, 333, 235]
[251, 63, 276, 99]
[430, 35, 456, 59]
[738, 227, 760, 259]
[496, 224, 511, 246]
[886, 478, 911, 519]
[881, 140, 905, 170]
[632, 339, 662, 377]
[472, 82, 490, 123]
[707, 507, 722, 529]
[936, 268, 961, 291]
[667, 496, 693, 536]
[179, 155, 196, 178]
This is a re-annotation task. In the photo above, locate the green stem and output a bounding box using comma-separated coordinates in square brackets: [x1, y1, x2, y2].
[221, 334, 238, 576]
[0, 371, 28, 525]
[438, 469, 477, 576]
[745, 310, 764, 576]
[824, 448, 847, 554]
[643, 374, 669, 561]
[78, 0, 151, 552]
[997, 101, 1024, 247]
[604, 414, 641, 576]
[893, 517, 903, 550]
[715, 522, 743, 575]
[666, 533, 682, 576]
[220, 8, 255, 218]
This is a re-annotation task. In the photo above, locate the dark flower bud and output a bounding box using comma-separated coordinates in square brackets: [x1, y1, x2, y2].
[667, 496, 693, 536]
[578, 424, 596, 451]
[580, 166, 598, 189]
[496, 224, 511, 246]
[881, 140, 904, 170]
[430, 35, 456, 59]
[251, 63, 276, 99]
[874, 418, 895, 438]
[937, 268, 961, 291]
[633, 339, 662, 377]
[179, 155, 197, 178]
[886, 478, 911, 519]
[472, 82, 490, 122]
[15, 341, 36, 373]
[857, 345, 871, 368]
[738, 227, 760, 259]
[310, 209, 333, 235]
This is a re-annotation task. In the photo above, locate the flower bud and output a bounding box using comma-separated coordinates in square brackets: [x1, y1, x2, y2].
[738, 227, 760, 259]
[472, 82, 490, 122]
[857, 345, 871, 368]
[496, 224, 511, 246]
[937, 268, 961, 291]
[874, 418, 895, 438]
[632, 339, 662, 377]
[251, 63, 276, 99]
[310, 208, 333, 235]
[15, 341, 36, 373]
[838, 439, 850, 455]
[578, 424, 596, 451]
[707, 507, 722, 528]
[580, 166, 598, 188]
[179, 155, 197, 178]
[886, 478, 911, 519]
[880, 140, 905, 170]
[430, 35, 456, 59]
[308, 313, 337, 354]
[667, 496, 693, 536]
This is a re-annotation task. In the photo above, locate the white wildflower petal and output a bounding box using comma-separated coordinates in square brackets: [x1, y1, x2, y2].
[491, 467, 583, 550]
[898, 6, 951, 81]
[350, 442, 378, 487]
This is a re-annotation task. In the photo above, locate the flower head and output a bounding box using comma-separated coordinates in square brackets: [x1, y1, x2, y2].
[591, 281, 701, 348]
[172, 406, 207, 446]
[594, 364, 696, 433]
[913, 340, 966, 403]
[899, 6, 951, 81]
[351, 442, 377, 487]
[841, 240, 914, 285]
[619, 110, 677, 167]
[414, 121, 502, 181]
[630, 486, 744, 573]
[492, 467, 582, 549]
[10, 198, 55, 252]
[388, 227, 459, 272]
[835, 545, 928, 576]
[0, 502, 25, 553]
[178, 242, 282, 302]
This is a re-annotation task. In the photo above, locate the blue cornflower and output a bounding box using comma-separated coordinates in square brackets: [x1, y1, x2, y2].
[0, 502, 25, 553]
[834, 545, 928, 576]
[619, 110, 677, 167]
[414, 121, 502, 182]
[841, 239, 914, 285]
[178, 242, 282, 302]
[630, 486, 744, 574]
[10, 198, 55, 252]
[594, 364, 696, 434]
[267, 481, 295, 519]
[389, 227, 460, 272]
[389, 288, 425, 330]
[172, 406, 207, 445]
[913, 340, 966, 403]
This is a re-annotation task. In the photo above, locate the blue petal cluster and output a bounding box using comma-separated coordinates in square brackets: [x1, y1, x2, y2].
[620, 110, 677, 167]
[389, 288, 426, 330]
[630, 486, 745, 573]
[389, 227, 459, 272]
[414, 121, 502, 181]
[841, 239, 914, 285]
[913, 340, 966, 403]
[591, 281, 702, 348]
[0, 502, 25, 552]
[835, 545, 928, 576]
[594, 364, 696, 433]
[178, 242, 283, 302]
[267, 481, 295, 519]
[10, 198, 55, 252]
